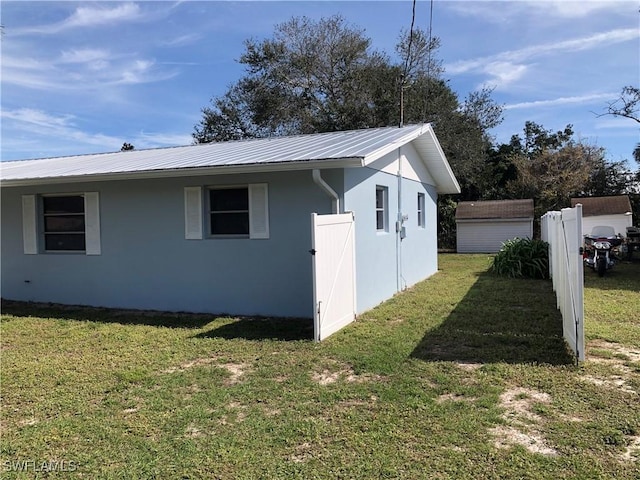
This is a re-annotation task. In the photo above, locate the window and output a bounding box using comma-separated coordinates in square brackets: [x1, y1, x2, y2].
[22, 193, 100, 255]
[209, 187, 250, 236]
[194, 184, 269, 239]
[43, 195, 86, 251]
[417, 193, 425, 228]
[376, 186, 388, 232]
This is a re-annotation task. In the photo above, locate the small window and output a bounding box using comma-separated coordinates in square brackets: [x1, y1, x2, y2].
[376, 186, 388, 232]
[417, 193, 425, 228]
[42, 195, 86, 251]
[209, 187, 249, 236]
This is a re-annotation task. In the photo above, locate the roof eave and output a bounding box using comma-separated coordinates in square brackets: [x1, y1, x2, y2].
[1, 157, 365, 187]
[361, 124, 461, 195]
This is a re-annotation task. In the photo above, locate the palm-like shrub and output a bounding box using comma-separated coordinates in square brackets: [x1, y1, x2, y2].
[489, 238, 549, 279]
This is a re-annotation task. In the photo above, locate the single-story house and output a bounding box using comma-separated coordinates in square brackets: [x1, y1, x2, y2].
[570, 195, 633, 237]
[1, 124, 460, 340]
[456, 199, 534, 253]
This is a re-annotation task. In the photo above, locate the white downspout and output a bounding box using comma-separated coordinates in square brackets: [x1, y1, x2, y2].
[312, 169, 340, 214]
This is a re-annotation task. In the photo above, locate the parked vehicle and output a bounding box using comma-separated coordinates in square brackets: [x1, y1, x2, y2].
[625, 226, 640, 260]
[582, 226, 624, 277]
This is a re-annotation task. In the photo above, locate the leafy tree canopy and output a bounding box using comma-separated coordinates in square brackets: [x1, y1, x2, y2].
[193, 14, 503, 201]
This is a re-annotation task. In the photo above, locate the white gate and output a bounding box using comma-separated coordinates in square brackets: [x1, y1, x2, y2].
[311, 212, 356, 342]
[541, 204, 584, 362]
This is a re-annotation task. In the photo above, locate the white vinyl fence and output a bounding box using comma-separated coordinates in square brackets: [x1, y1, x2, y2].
[541, 204, 584, 362]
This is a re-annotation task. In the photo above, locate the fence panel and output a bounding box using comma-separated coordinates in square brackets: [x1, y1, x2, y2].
[541, 205, 584, 362]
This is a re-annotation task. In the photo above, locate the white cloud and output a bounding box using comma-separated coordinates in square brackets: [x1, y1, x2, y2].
[444, 1, 632, 22]
[1, 108, 191, 160]
[59, 49, 111, 64]
[505, 93, 619, 110]
[13, 3, 143, 35]
[2, 108, 75, 129]
[447, 28, 638, 75]
[161, 33, 203, 47]
[446, 27, 638, 89]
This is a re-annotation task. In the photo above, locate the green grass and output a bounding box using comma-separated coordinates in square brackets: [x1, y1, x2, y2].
[1, 254, 638, 479]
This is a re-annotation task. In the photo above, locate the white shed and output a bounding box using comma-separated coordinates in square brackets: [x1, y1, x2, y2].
[456, 199, 534, 253]
[571, 195, 633, 237]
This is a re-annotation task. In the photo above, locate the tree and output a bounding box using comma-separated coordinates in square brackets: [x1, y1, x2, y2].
[193, 15, 502, 163]
[121, 142, 135, 151]
[600, 86, 640, 123]
[193, 15, 395, 142]
[193, 15, 504, 247]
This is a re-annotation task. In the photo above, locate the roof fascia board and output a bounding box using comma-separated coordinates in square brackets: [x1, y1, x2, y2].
[421, 126, 460, 194]
[1, 157, 364, 187]
[360, 125, 425, 165]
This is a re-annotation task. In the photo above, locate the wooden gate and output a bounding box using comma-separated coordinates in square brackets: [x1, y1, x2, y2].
[311, 212, 356, 342]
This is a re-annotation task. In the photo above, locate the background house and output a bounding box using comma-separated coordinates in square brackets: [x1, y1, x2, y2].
[456, 199, 534, 253]
[1, 125, 459, 339]
[570, 195, 633, 237]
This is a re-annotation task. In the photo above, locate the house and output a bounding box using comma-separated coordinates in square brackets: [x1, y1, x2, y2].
[456, 199, 534, 253]
[570, 195, 633, 237]
[0, 125, 460, 340]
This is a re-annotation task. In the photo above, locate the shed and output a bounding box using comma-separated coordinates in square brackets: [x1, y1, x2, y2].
[1, 124, 460, 340]
[570, 195, 633, 237]
[456, 199, 534, 253]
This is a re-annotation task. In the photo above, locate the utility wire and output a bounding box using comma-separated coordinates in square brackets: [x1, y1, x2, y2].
[400, 0, 416, 128]
[423, 0, 434, 124]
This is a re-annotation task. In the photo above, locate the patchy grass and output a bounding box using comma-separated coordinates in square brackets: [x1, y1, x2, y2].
[1, 254, 638, 479]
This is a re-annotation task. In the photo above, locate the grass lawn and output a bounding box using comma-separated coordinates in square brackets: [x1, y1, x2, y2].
[1, 254, 638, 479]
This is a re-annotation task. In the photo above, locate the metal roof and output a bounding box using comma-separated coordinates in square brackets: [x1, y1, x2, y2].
[1, 124, 460, 193]
[456, 199, 534, 220]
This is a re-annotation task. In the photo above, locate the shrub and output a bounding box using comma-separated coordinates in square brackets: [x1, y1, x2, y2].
[489, 237, 549, 279]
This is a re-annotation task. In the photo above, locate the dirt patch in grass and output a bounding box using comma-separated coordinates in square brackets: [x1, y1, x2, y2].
[581, 375, 637, 395]
[621, 435, 640, 462]
[290, 442, 315, 463]
[162, 357, 249, 385]
[456, 362, 482, 372]
[589, 340, 640, 363]
[584, 340, 638, 395]
[311, 360, 383, 386]
[489, 387, 557, 456]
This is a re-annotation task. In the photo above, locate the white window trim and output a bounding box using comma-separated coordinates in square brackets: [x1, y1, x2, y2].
[184, 186, 203, 240]
[417, 192, 425, 229]
[24, 192, 101, 255]
[376, 185, 388, 232]
[22, 195, 38, 254]
[194, 183, 270, 240]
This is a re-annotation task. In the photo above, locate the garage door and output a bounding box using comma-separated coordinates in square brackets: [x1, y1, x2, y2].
[457, 221, 532, 253]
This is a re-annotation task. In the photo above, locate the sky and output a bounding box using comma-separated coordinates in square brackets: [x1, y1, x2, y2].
[1, 0, 639, 168]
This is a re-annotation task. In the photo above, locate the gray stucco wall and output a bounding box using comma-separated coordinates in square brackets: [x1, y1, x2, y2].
[1, 170, 340, 317]
[343, 167, 438, 314]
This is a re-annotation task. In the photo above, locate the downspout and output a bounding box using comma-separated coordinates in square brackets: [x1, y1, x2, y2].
[312, 169, 340, 214]
[397, 147, 403, 292]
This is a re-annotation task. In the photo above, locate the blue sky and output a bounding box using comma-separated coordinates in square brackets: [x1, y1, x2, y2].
[1, 1, 638, 168]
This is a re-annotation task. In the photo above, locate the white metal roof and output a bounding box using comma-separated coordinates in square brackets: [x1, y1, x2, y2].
[1, 124, 460, 193]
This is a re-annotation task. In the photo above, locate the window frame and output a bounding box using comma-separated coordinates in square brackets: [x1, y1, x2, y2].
[41, 193, 87, 253]
[207, 185, 251, 238]
[375, 185, 388, 232]
[417, 192, 426, 228]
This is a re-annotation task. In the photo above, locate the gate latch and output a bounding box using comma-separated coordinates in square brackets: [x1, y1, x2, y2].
[308, 249, 316, 256]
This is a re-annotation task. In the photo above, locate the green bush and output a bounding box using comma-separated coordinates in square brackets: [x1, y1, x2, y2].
[489, 237, 550, 279]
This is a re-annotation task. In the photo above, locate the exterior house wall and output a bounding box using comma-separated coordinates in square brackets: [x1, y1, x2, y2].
[343, 145, 438, 313]
[456, 219, 533, 253]
[1, 170, 339, 317]
[581, 214, 632, 237]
